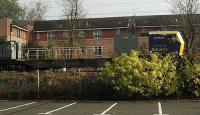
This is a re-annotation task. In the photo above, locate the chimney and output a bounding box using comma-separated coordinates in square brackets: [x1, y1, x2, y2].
[0, 18, 11, 41]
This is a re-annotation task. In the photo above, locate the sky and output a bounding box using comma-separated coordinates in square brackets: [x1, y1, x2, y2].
[18, 0, 171, 20]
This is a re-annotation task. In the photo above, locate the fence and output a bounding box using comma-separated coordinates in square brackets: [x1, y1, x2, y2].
[26, 47, 113, 60]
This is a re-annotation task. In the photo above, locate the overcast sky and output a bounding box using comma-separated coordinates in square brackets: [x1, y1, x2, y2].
[18, 0, 171, 20]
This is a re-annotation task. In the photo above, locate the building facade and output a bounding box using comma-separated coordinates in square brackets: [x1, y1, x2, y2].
[31, 17, 135, 59]
[0, 18, 28, 45]
[0, 18, 29, 59]
[1, 15, 200, 60]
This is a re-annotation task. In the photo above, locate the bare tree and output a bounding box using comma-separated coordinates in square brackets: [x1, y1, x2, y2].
[20, 1, 47, 25]
[62, 0, 86, 47]
[166, 0, 200, 53]
[0, 0, 22, 20]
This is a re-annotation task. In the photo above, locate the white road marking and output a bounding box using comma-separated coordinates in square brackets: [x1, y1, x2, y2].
[153, 102, 169, 115]
[158, 102, 162, 114]
[0, 102, 36, 112]
[38, 102, 77, 115]
[94, 103, 117, 115]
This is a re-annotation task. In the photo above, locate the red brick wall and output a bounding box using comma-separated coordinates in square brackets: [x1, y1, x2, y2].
[11, 27, 27, 44]
[34, 29, 118, 47]
[27, 25, 33, 42]
[0, 18, 11, 40]
[102, 29, 116, 38]
[39, 32, 47, 41]
[33, 29, 116, 58]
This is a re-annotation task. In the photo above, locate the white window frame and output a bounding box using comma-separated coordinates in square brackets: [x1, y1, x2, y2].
[116, 28, 120, 36]
[47, 32, 55, 40]
[79, 30, 85, 38]
[36, 33, 40, 39]
[17, 29, 20, 38]
[80, 47, 86, 53]
[94, 46, 102, 57]
[93, 29, 102, 39]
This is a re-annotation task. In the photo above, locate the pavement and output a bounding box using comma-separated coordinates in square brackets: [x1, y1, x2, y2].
[0, 100, 199, 115]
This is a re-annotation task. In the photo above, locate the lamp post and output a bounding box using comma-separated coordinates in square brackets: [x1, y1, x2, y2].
[37, 69, 40, 100]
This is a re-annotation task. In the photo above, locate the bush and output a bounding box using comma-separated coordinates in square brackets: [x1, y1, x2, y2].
[100, 50, 177, 98]
[0, 51, 200, 100]
[177, 57, 200, 97]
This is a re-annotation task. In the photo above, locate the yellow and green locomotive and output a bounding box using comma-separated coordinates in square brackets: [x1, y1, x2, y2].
[149, 31, 184, 56]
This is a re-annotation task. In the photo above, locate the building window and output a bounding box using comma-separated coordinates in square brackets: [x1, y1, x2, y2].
[94, 46, 102, 57]
[93, 29, 102, 39]
[79, 30, 85, 38]
[63, 31, 70, 38]
[80, 47, 86, 53]
[116, 29, 120, 35]
[17, 29, 20, 38]
[36, 33, 40, 39]
[47, 32, 55, 40]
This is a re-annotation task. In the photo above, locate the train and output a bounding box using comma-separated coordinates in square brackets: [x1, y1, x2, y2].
[0, 31, 185, 71]
[149, 31, 184, 56]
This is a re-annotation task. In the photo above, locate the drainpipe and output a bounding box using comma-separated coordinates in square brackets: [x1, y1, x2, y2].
[10, 19, 12, 42]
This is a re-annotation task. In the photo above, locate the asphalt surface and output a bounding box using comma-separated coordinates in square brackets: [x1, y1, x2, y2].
[0, 100, 199, 115]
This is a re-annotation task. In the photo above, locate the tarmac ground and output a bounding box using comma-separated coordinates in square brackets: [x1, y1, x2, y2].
[0, 100, 199, 115]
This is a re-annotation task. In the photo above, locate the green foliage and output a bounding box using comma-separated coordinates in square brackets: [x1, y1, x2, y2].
[0, 0, 47, 25]
[177, 57, 200, 97]
[100, 50, 177, 97]
[20, 1, 47, 24]
[0, 53, 200, 100]
[0, 0, 22, 20]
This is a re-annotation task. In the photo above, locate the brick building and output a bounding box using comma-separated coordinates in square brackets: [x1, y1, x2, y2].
[0, 17, 29, 59]
[30, 17, 135, 59]
[0, 18, 28, 45]
[28, 15, 200, 59]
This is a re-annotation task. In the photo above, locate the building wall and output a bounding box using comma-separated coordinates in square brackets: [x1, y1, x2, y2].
[34, 29, 118, 47]
[32, 27, 154, 58]
[11, 27, 27, 45]
[0, 18, 28, 45]
[32, 29, 117, 58]
[0, 18, 10, 41]
[27, 25, 33, 42]
[34, 21, 200, 58]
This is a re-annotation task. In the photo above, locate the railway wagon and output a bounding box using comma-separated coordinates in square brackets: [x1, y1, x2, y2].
[0, 41, 23, 60]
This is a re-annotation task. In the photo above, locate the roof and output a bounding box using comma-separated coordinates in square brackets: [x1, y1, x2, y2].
[12, 25, 28, 31]
[33, 14, 200, 32]
[0, 17, 28, 31]
[135, 15, 177, 27]
[12, 20, 28, 30]
[34, 16, 131, 31]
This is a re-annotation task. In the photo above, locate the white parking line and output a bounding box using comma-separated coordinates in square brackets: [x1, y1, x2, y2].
[0, 102, 36, 112]
[94, 103, 117, 115]
[38, 102, 77, 115]
[153, 102, 169, 115]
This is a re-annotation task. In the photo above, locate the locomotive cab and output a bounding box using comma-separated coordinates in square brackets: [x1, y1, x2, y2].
[149, 31, 184, 56]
